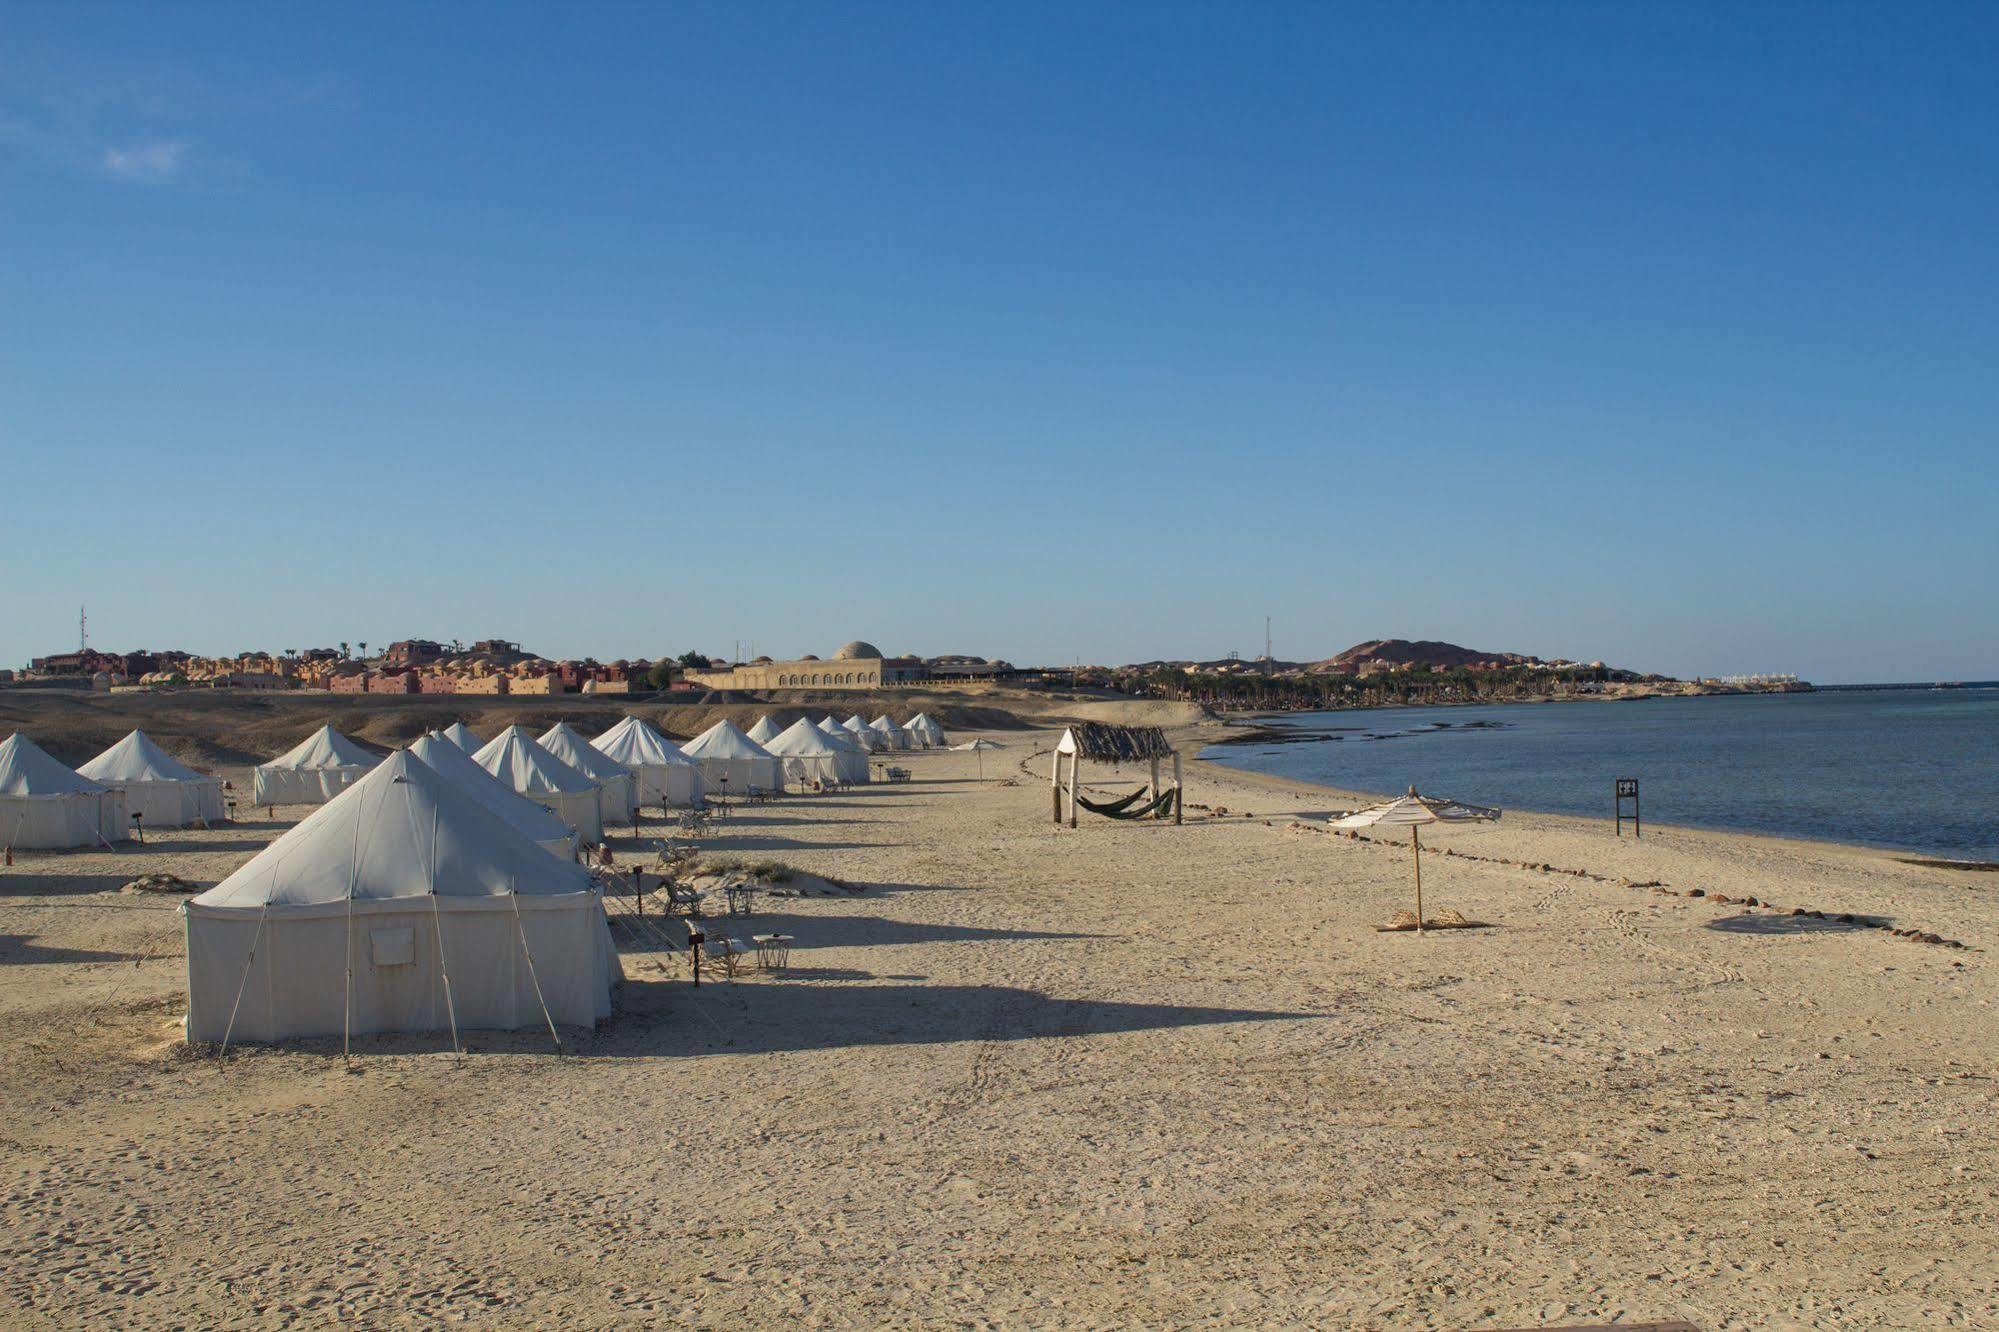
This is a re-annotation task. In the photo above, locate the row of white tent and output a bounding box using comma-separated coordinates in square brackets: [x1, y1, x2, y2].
[5, 709, 950, 852]
[746, 712, 946, 753]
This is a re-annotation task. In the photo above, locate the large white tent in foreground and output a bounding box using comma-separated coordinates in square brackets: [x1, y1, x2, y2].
[184, 750, 618, 1047]
[0, 733, 128, 850]
[537, 723, 637, 823]
[472, 727, 604, 843]
[766, 718, 869, 787]
[407, 733, 578, 858]
[253, 725, 379, 806]
[680, 720, 784, 795]
[590, 717, 708, 808]
[77, 729, 226, 828]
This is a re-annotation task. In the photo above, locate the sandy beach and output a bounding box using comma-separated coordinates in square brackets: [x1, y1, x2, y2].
[1, 717, 1994, 1329]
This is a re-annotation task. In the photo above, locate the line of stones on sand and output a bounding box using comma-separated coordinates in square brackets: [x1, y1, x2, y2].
[1285, 820, 1975, 954]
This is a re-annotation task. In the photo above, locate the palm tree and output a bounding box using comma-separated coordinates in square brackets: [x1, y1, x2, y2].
[339, 641, 350, 659]
[358, 641, 368, 659]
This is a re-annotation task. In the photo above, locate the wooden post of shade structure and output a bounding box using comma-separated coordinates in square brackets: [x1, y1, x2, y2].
[1172, 751, 1183, 825]
[1148, 756, 1160, 808]
[1067, 752, 1079, 828]
[632, 865, 643, 919]
[1051, 749, 1063, 825]
[1412, 826, 1424, 933]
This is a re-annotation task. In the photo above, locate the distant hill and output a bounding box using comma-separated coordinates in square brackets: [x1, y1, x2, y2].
[1307, 639, 1544, 674]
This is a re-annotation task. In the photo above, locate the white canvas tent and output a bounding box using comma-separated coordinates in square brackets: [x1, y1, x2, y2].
[843, 715, 887, 752]
[472, 726, 605, 843]
[869, 715, 912, 751]
[0, 733, 128, 850]
[745, 715, 784, 746]
[590, 717, 708, 808]
[815, 718, 866, 752]
[904, 713, 946, 749]
[767, 718, 869, 787]
[439, 722, 484, 755]
[77, 729, 226, 828]
[537, 723, 637, 823]
[183, 750, 619, 1048]
[407, 733, 578, 858]
[680, 720, 783, 796]
[253, 725, 379, 806]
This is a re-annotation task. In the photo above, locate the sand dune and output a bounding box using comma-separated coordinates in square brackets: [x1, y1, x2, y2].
[0, 720, 1992, 1328]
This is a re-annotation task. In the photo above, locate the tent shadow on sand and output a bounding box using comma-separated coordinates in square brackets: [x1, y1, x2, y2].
[700, 835, 906, 854]
[711, 911, 1106, 950]
[605, 981, 1321, 1058]
[0, 933, 151, 965]
[0, 870, 148, 898]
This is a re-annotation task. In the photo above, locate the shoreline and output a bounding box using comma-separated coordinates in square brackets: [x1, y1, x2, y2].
[1181, 703, 1999, 870]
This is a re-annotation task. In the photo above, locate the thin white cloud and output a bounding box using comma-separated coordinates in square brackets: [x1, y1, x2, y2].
[102, 138, 188, 183]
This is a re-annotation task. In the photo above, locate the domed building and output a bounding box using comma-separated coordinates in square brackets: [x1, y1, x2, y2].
[680, 641, 904, 691]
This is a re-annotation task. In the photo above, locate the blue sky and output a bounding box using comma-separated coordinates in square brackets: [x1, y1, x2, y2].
[3, 2, 1994, 683]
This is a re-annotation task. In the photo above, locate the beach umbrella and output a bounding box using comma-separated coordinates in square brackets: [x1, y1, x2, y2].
[1329, 787, 1500, 933]
[953, 737, 1003, 777]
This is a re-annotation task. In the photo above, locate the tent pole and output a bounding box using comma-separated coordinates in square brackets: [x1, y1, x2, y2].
[343, 886, 355, 1065]
[511, 891, 564, 1056]
[1050, 747, 1062, 825]
[217, 904, 269, 1057]
[1067, 752, 1078, 829]
[431, 890, 462, 1058]
[1412, 826, 1424, 934]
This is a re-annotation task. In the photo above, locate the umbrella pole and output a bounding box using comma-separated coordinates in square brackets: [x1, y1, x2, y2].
[1412, 825, 1424, 934]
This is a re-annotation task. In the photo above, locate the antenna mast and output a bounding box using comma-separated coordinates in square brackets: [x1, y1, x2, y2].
[1264, 615, 1272, 675]
[79, 605, 88, 653]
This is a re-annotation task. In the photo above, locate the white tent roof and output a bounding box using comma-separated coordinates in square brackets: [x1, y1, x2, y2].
[77, 729, 212, 785]
[869, 715, 907, 734]
[682, 719, 778, 761]
[842, 715, 872, 733]
[592, 716, 700, 768]
[745, 715, 783, 745]
[439, 722, 484, 754]
[905, 712, 944, 734]
[263, 724, 378, 771]
[765, 718, 847, 757]
[195, 750, 591, 910]
[537, 722, 637, 785]
[0, 733, 109, 797]
[408, 733, 576, 851]
[815, 719, 866, 752]
[472, 726, 601, 796]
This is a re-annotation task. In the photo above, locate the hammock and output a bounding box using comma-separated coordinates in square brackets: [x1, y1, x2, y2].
[1073, 788, 1148, 816]
[1077, 787, 1177, 820]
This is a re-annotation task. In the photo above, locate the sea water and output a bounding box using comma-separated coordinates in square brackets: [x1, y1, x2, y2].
[1200, 687, 1999, 861]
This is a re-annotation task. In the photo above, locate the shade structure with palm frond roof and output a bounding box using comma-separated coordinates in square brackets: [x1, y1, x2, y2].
[472, 726, 605, 843]
[590, 717, 708, 808]
[537, 723, 638, 823]
[1329, 787, 1500, 933]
